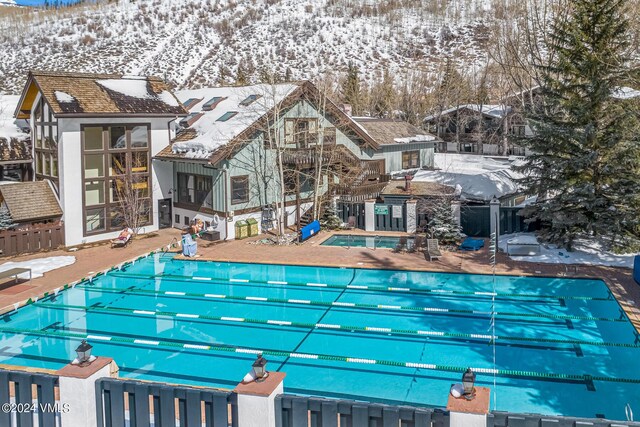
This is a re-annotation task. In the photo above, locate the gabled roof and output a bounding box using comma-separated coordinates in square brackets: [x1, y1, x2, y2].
[0, 138, 32, 164]
[155, 81, 380, 163]
[353, 118, 436, 145]
[15, 70, 187, 119]
[0, 181, 62, 222]
[424, 104, 510, 123]
[381, 180, 454, 197]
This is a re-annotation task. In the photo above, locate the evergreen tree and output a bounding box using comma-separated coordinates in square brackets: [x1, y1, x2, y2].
[341, 61, 363, 115]
[371, 69, 395, 118]
[319, 204, 342, 230]
[427, 197, 463, 245]
[0, 205, 14, 230]
[517, 0, 640, 251]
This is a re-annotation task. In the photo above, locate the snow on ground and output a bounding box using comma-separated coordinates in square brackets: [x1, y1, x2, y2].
[499, 233, 636, 268]
[0, 94, 28, 141]
[413, 153, 523, 202]
[0, 256, 76, 279]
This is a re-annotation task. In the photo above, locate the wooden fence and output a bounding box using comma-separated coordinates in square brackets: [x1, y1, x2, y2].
[0, 224, 64, 256]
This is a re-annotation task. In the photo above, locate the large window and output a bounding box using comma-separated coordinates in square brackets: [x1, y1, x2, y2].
[231, 176, 249, 204]
[284, 118, 318, 148]
[402, 150, 420, 169]
[177, 173, 212, 207]
[82, 125, 152, 235]
[33, 99, 58, 186]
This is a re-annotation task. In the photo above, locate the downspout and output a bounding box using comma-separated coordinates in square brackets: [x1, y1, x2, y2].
[222, 167, 229, 240]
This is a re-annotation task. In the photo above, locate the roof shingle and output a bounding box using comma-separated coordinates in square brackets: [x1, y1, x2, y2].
[0, 181, 62, 223]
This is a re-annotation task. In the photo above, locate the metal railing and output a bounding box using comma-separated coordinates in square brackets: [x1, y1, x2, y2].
[96, 377, 237, 427]
[276, 394, 448, 427]
[0, 368, 60, 427]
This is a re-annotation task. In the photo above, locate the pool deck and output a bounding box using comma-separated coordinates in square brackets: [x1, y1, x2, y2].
[0, 227, 639, 333]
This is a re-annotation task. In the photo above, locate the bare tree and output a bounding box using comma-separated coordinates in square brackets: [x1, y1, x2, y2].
[113, 155, 151, 237]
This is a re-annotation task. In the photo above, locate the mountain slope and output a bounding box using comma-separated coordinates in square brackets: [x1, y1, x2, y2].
[0, 0, 498, 94]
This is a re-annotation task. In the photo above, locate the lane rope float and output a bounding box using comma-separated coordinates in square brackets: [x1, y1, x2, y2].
[1, 325, 638, 385]
[74, 284, 627, 323]
[108, 271, 613, 302]
[36, 302, 640, 349]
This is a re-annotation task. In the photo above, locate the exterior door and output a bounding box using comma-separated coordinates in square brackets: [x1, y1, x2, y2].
[158, 198, 172, 229]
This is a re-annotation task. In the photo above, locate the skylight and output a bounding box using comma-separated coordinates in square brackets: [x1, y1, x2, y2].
[202, 96, 224, 111]
[183, 98, 201, 110]
[180, 112, 202, 127]
[217, 111, 238, 122]
[239, 94, 262, 107]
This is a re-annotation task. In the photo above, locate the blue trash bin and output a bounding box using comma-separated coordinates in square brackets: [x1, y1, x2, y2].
[634, 255, 640, 285]
[182, 233, 198, 257]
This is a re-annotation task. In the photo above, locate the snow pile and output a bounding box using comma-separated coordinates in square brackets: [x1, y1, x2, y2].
[0, 94, 28, 141]
[54, 90, 75, 103]
[96, 78, 151, 99]
[499, 233, 636, 268]
[0, 256, 76, 279]
[394, 134, 436, 143]
[412, 153, 523, 202]
[612, 87, 640, 100]
[172, 83, 299, 156]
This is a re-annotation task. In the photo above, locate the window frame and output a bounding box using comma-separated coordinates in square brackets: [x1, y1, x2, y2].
[81, 123, 153, 237]
[401, 150, 420, 169]
[230, 175, 250, 205]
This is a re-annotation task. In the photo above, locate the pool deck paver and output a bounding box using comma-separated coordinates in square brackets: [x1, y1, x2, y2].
[0, 227, 638, 333]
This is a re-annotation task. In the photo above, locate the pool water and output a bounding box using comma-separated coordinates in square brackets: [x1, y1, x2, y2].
[321, 234, 415, 249]
[1, 253, 639, 420]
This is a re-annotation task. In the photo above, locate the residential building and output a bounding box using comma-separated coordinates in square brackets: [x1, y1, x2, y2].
[424, 104, 532, 156]
[13, 71, 187, 246]
[0, 180, 62, 227]
[156, 81, 437, 239]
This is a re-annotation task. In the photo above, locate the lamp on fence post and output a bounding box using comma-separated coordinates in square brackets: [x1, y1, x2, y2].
[252, 353, 269, 382]
[462, 368, 476, 400]
[72, 340, 96, 366]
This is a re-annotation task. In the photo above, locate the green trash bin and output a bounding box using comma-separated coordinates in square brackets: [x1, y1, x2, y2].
[235, 220, 249, 240]
[247, 218, 259, 237]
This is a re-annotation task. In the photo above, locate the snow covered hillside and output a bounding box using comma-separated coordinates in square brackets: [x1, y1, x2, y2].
[0, 0, 502, 94]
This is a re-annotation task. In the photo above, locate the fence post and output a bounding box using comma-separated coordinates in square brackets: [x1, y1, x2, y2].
[446, 386, 490, 427]
[234, 372, 285, 427]
[364, 199, 375, 232]
[405, 200, 417, 233]
[490, 197, 500, 238]
[56, 357, 118, 427]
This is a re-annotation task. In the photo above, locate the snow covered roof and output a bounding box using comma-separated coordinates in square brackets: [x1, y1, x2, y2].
[412, 153, 523, 202]
[15, 71, 187, 118]
[157, 81, 380, 163]
[424, 104, 511, 122]
[353, 118, 437, 145]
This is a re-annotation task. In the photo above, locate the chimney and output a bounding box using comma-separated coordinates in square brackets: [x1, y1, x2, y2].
[340, 103, 353, 116]
[404, 175, 412, 191]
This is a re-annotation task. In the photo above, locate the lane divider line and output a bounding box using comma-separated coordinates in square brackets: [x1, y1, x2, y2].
[1, 325, 638, 385]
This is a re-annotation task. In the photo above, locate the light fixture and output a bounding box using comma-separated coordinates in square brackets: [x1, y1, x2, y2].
[72, 340, 96, 366]
[462, 368, 476, 400]
[252, 353, 269, 382]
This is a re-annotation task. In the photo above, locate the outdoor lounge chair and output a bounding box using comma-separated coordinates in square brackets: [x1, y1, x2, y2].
[111, 228, 133, 248]
[346, 216, 356, 229]
[426, 239, 442, 261]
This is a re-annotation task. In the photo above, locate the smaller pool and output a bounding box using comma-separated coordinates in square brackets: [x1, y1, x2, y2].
[321, 234, 415, 249]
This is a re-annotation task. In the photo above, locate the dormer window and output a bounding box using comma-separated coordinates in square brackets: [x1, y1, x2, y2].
[239, 94, 262, 107]
[202, 97, 225, 111]
[217, 111, 238, 122]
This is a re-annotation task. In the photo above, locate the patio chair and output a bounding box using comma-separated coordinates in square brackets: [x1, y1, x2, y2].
[111, 228, 133, 248]
[426, 239, 442, 261]
[346, 216, 356, 229]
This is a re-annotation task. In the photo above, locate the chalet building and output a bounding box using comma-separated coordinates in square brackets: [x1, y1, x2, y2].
[13, 71, 187, 246]
[0, 181, 62, 227]
[423, 104, 532, 156]
[156, 81, 437, 240]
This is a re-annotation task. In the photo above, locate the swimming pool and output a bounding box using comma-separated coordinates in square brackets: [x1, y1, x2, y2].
[321, 234, 415, 249]
[1, 252, 638, 420]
